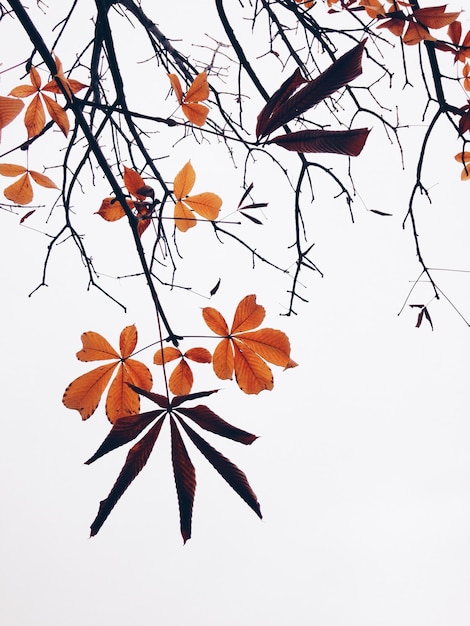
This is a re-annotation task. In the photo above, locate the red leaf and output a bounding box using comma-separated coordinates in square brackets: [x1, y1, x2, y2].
[177, 418, 262, 519]
[258, 40, 366, 137]
[85, 409, 165, 464]
[176, 405, 258, 444]
[170, 418, 196, 543]
[89, 417, 165, 536]
[170, 389, 219, 409]
[256, 68, 308, 138]
[268, 128, 370, 156]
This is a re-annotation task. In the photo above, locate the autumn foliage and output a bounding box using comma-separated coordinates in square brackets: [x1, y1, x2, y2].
[2, 0, 469, 543]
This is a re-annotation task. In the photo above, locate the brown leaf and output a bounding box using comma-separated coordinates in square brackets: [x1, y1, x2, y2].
[90, 417, 165, 536]
[170, 417, 196, 543]
[256, 68, 307, 138]
[177, 418, 262, 518]
[176, 405, 258, 444]
[258, 40, 367, 137]
[268, 128, 370, 156]
[85, 409, 165, 464]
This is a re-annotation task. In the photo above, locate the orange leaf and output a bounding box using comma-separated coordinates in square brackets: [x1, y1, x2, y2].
[0, 96, 24, 136]
[232, 342, 274, 394]
[184, 191, 222, 220]
[235, 328, 292, 367]
[154, 346, 182, 364]
[95, 197, 128, 222]
[447, 19, 462, 45]
[377, 17, 406, 37]
[76, 331, 120, 361]
[184, 347, 212, 363]
[169, 359, 194, 396]
[174, 161, 196, 199]
[24, 93, 45, 138]
[168, 73, 184, 104]
[174, 200, 197, 231]
[0, 163, 27, 176]
[212, 338, 234, 380]
[42, 93, 69, 136]
[231, 294, 265, 333]
[4, 172, 33, 204]
[403, 21, 436, 45]
[29, 170, 58, 189]
[184, 72, 210, 103]
[105, 359, 152, 422]
[43, 78, 88, 95]
[30, 67, 42, 90]
[123, 165, 147, 200]
[202, 307, 230, 335]
[413, 5, 460, 30]
[119, 324, 138, 359]
[8, 85, 36, 98]
[358, 0, 385, 18]
[62, 362, 118, 420]
[181, 102, 209, 127]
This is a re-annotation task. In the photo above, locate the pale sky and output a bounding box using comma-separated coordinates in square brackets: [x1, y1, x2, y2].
[1, 1, 470, 625]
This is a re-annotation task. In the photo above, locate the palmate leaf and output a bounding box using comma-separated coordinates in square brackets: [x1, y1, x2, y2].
[90, 417, 165, 537]
[62, 326, 152, 422]
[170, 417, 196, 543]
[203, 295, 296, 394]
[177, 417, 262, 519]
[168, 72, 210, 126]
[268, 128, 370, 156]
[257, 40, 367, 138]
[176, 405, 258, 445]
[173, 161, 222, 231]
[85, 409, 165, 464]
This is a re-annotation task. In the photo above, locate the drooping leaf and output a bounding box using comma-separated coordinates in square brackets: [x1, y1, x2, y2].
[90, 417, 165, 536]
[0, 163, 27, 176]
[168, 73, 184, 103]
[403, 21, 436, 45]
[123, 165, 147, 201]
[95, 197, 129, 222]
[42, 93, 69, 136]
[28, 170, 58, 189]
[20, 209, 36, 223]
[176, 405, 258, 444]
[212, 338, 234, 380]
[85, 409, 165, 464]
[269, 128, 370, 156]
[169, 359, 194, 396]
[258, 40, 366, 137]
[256, 68, 307, 138]
[177, 418, 262, 518]
[3, 172, 33, 204]
[24, 93, 45, 138]
[174, 199, 197, 231]
[170, 417, 196, 543]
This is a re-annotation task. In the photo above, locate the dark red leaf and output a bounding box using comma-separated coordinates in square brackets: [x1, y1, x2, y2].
[423, 306, 434, 331]
[459, 110, 470, 135]
[20, 209, 36, 223]
[259, 40, 366, 137]
[370, 209, 393, 216]
[85, 409, 165, 464]
[127, 383, 169, 408]
[176, 405, 258, 445]
[171, 389, 219, 409]
[177, 417, 262, 519]
[238, 202, 269, 210]
[210, 278, 221, 296]
[89, 416, 165, 536]
[170, 417, 196, 543]
[256, 68, 308, 138]
[237, 182, 254, 208]
[268, 128, 369, 156]
[240, 212, 263, 224]
[416, 309, 424, 328]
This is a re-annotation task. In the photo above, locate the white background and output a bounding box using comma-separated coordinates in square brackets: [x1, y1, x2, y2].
[1, 1, 470, 624]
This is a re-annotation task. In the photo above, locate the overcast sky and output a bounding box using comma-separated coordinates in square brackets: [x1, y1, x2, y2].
[1, 1, 470, 625]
